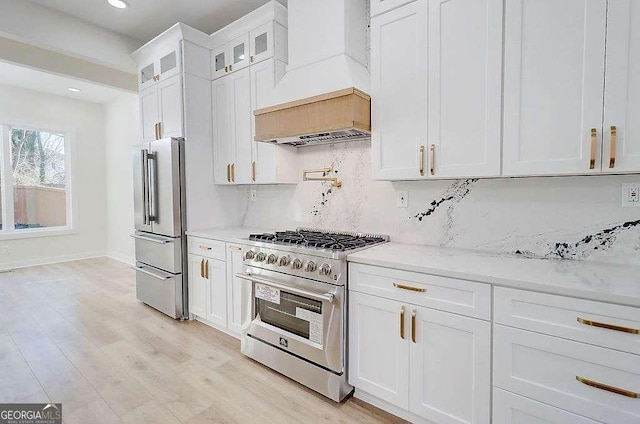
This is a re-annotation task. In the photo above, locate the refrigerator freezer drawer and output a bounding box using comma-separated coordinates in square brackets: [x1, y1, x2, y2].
[135, 262, 183, 319]
[133, 232, 182, 273]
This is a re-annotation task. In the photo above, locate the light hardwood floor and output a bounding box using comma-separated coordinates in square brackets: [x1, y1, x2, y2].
[0, 258, 406, 424]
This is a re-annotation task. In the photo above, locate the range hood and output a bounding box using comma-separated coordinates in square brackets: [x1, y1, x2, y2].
[254, 0, 371, 146]
[254, 88, 370, 146]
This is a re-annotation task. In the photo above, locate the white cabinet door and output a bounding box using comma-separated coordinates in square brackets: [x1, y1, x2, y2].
[426, 0, 502, 178]
[371, 1, 428, 180]
[409, 306, 491, 424]
[602, 0, 640, 173]
[140, 85, 159, 142]
[493, 389, 601, 424]
[212, 76, 233, 184]
[229, 34, 250, 73]
[212, 44, 229, 80]
[226, 245, 244, 334]
[503, 0, 607, 176]
[250, 22, 274, 64]
[371, 0, 416, 17]
[139, 61, 156, 91]
[250, 58, 277, 184]
[157, 74, 183, 139]
[229, 68, 252, 184]
[348, 292, 410, 410]
[206, 259, 227, 328]
[157, 43, 181, 82]
[188, 254, 207, 318]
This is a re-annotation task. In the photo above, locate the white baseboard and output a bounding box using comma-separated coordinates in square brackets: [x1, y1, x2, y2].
[106, 251, 135, 266]
[0, 251, 108, 272]
[192, 314, 241, 340]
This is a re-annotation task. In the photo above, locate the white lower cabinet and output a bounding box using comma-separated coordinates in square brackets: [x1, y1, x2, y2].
[493, 389, 600, 424]
[188, 238, 246, 337]
[349, 291, 490, 424]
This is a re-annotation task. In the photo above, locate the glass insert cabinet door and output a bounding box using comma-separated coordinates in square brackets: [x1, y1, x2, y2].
[140, 63, 155, 88]
[255, 284, 324, 345]
[250, 22, 274, 63]
[212, 45, 228, 79]
[229, 34, 250, 72]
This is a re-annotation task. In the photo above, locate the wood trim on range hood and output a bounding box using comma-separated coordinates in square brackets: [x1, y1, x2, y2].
[253, 88, 371, 146]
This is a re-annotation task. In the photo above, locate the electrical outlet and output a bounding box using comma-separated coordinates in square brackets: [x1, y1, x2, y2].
[249, 189, 257, 202]
[622, 183, 640, 207]
[396, 190, 409, 208]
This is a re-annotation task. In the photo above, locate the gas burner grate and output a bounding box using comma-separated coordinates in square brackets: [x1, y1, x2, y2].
[248, 229, 387, 251]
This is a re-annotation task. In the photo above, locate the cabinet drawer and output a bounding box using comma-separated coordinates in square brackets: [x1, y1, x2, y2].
[495, 287, 640, 355]
[494, 325, 640, 424]
[493, 388, 600, 424]
[349, 263, 491, 320]
[188, 237, 226, 261]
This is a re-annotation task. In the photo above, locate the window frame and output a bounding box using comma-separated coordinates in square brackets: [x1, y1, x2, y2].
[0, 121, 77, 240]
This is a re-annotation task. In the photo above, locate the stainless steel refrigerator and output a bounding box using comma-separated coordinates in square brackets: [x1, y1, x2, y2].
[132, 137, 187, 319]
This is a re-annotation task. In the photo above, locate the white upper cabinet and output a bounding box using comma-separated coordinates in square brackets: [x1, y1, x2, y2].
[211, 44, 228, 80]
[229, 34, 251, 73]
[140, 85, 160, 142]
[229, 68, 253, 185]
[426, 0, 503, 178]
[371, 1, 427, 180]
[157, 74, 184, 139]
[371, 0, 416, 17]
[502, 0, 608, 176]
[602, 0, 640, 173]
[249, 22, 274, 64]
[137, 42, 182, 91]
[212, 77, 233, 184]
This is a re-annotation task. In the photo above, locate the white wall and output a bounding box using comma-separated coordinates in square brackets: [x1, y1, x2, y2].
[104, 93, 139, 264]
[240, 140, 640, 266]
[0, 0, 140, 72]
[0, 85, 107, 269]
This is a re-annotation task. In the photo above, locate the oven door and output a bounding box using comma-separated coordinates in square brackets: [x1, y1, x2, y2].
[237, 267, 344, 374]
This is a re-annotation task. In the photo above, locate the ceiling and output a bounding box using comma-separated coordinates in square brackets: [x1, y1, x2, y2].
[27, 0, 286, 44]
[0, 61, 127, 104]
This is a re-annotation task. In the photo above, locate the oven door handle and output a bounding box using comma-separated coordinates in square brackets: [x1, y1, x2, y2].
[236, 273, 335, 303]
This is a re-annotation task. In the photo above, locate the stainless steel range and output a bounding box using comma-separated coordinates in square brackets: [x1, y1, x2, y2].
[237, 229, 388, 402]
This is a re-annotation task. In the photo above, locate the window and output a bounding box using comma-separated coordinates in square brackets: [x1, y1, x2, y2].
[0, 124, 74, 238]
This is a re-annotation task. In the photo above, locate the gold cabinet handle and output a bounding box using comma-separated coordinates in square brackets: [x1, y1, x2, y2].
[393, 282, 426, 293]
[590, 128, 597, 169]
[429, 144, 435, 175]
[411, 310, 417, 343]
[225, 65, 228, 72]
[205, 260, 209, 279]
[419, 146, 425, 176]
[577, 317, 639, 334]
[609, 125, 617, 169]
[199, 245, 212, 251]
[251, 161, 256, 182]
[157, 121, 162, 139]
[154, 123, 159, 140]
[576, 376, 639, 398]
[231, 163, 235, 182]
[200, 258, 204, 278]
[250, 55, 254, 63]
[226, 164, 231, 182]
[229, 246, 242, 251]
[400, 306, 405, 340]
[229, 64, 233, 72]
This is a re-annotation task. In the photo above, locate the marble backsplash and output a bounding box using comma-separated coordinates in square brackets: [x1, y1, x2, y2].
[239, 139, 640, 266]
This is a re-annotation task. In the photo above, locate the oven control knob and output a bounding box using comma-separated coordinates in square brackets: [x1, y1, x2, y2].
[278, 256, 291, 267]
[318, 263, 332, 276]
[244, 250, 256, 260]
[266, 254, 278, 264]
[255, 252, 267, 262]
[305, 261, 317, 273]
[291, 259, 303, 270]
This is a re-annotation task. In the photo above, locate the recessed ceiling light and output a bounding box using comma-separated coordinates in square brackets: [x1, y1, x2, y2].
[107, 0, 128, 9]
[67, 87, 81, 92]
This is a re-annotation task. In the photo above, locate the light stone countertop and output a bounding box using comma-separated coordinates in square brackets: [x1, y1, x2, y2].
[347, 242, 640, 308]
[186, 227, 273, 245]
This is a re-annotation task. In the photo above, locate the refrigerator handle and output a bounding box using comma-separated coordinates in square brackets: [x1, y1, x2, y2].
[141, 149, 150, 225]
[148, 152, 157, 223]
